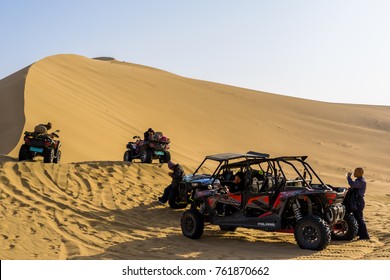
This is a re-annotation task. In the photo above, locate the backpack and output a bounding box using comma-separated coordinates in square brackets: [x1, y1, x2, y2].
[343, 188, 359, 212]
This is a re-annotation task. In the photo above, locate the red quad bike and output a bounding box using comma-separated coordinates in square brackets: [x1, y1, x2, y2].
[180, 154, 358, 251]
[18, 130, 62, 163]
[123, 132, 171, 163]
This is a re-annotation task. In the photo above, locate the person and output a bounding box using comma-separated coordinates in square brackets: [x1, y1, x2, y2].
[158, 161, 185, 204]
[42, 122, 52, 131]
[33, 122, 53, 137]
[347, 167, 370, 240]
[228, 171, 246, 193]
[144, 128, 155, 141]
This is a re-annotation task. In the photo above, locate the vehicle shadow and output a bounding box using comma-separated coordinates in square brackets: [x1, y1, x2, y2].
[69, 202, 315, 260]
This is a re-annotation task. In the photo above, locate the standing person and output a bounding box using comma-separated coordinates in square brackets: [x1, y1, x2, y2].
[347, 167, 370, 240]
[158, 161, 184, 205]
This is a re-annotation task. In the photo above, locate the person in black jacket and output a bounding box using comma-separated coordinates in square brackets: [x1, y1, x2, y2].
[144, 128, 155, 141]
[158, 161, 184, 204]
[228, 171, 246, 193]
[347, 167, 370, 240]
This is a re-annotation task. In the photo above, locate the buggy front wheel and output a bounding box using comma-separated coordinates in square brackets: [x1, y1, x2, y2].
[181, 209, 204, 239]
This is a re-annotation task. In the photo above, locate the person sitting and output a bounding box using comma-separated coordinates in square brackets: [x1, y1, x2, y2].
[228, 171, 246, 193]
[33, 122, 53, 137]
[158, 161, 185, 205]
[144, 128, 155, 141]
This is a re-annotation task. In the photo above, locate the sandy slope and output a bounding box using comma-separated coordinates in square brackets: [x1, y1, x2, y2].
[0, 161, 389, 260]
[0, 54, 389, 259]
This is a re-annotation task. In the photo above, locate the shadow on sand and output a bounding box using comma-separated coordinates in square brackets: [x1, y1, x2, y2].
[68, 201, 315, 260]
[0, 65, 31, 155]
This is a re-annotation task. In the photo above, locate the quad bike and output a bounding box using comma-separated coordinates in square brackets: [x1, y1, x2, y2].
[123, 132, 171, 163]
[18, 130, 62, 163]
[180, 154, 358, 251]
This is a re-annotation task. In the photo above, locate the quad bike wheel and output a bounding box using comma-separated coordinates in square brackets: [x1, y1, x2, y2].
[331, 213, 358, 241]
[140, 149, 152, 163]
[181, 209, 204, 239]
[159, 151, 171, 163]
[18, 144, 29, 161]
[53, 150, 61, 164]
[294, 215, 331, 250]
[123, 150, 132, 162]
[43, 148, 54, 163]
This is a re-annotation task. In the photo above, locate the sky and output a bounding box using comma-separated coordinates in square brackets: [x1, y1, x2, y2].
[1, 0, 390, 106]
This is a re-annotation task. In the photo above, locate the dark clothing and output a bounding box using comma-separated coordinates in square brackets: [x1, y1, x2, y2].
[353, 208, 370, 239]
[229, 179, 245, 193]
[347, 176, 366, 208]
[347, 176, 369, 239]
[159, 164, 184, 203]
[144, 131, 153, 141]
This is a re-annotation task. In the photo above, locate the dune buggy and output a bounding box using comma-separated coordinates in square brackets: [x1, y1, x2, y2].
[181, 155, 358, 250]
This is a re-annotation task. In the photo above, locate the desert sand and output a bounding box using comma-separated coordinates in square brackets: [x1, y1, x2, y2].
[0, 54, 389, 259]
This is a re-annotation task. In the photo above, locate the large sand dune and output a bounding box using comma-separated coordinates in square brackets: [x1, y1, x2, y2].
[0, 54, 389, 259]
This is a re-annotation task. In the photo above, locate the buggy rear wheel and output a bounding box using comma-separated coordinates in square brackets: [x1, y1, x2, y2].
[294, 215, 331, 250]
[181, 209, 204, 239]
[331, 213, 358, 241]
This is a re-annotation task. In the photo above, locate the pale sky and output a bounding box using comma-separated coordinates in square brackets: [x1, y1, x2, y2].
[1, 0, 390, 105]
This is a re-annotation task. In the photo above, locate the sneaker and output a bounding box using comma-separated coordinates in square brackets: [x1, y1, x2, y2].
[158, 199, 165, 205]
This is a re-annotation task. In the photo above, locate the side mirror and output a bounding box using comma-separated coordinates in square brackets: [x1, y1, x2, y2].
[54, 130, 60, 133]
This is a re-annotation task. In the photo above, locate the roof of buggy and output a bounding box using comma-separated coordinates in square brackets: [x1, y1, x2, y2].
[205, 151, 270, 161]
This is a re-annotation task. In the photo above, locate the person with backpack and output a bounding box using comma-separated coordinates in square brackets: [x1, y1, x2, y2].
[347, 167, 370, 240]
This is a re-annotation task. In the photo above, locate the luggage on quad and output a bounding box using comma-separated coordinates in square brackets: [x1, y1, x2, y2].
[18, 130, 62, 163]
[123, 132, 171, 164]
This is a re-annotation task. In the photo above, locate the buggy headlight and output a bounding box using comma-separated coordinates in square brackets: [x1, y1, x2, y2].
[191, 182, 201, 187]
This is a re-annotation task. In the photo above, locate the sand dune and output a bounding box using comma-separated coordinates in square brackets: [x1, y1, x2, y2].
[0, 66, 30, 155]
[0, 161, 389, 260]
[0, 54, 389, 259]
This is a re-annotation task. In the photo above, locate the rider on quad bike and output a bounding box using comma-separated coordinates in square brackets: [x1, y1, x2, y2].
[123, 131, 171, 163]
[18, 122, 62, 163]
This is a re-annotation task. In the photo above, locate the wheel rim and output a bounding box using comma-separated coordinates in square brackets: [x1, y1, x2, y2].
[184, 215, 195, 234]
[140, 151, 146, 162]
[302, 224, 320, 243]
[333, 221, 348, 236]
